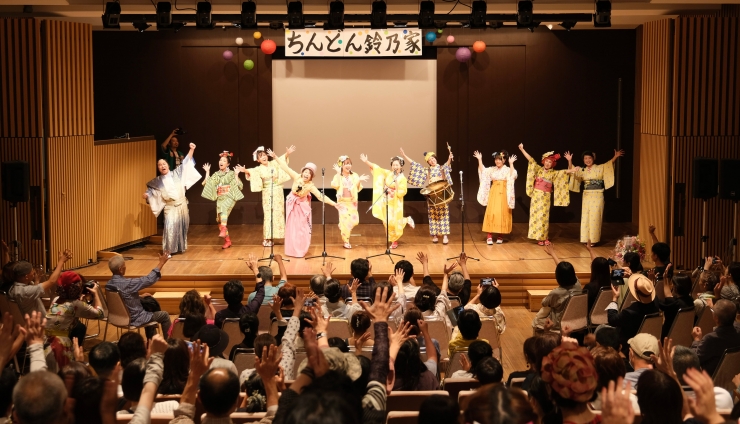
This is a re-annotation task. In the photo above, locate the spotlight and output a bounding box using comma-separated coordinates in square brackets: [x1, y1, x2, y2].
[469, 0, 486, 29]
[132, 20, 151, 32]
[393, 21, 408, 27]
[559, 21, 576, 30]
[156, 2, 172, 28]
[196, 1, 213, 29]
[102, 1, 121, 29]
[418, 0, 434, 29]
[241, 1, 257, 28]
[516, 0, 533, 27]
[370, 0, 387, 29]
[325, 0, 344, 30]
[287, 1, 304, 29]
[593, 0, 611, 27]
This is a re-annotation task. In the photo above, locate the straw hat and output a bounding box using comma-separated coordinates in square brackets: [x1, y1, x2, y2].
[627, 273, 656, 303]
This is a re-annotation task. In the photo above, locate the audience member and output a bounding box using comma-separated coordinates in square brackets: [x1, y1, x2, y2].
[0, 367, 17, 423]
[635, 370, 685, 424]
[624, 333, 658, 388]
[404, 307, 442, 360]
[348, 310, 373, 348]
[340, 258, 375, 300]
[323, 278, 349, 318]
[395, 259, 419, 299]
[719, 262, 740, 303]
[534, 245, 582, 332]
[474, 356, 504, 385]
[463, 280, 506, 335]
[118, 331, 147, 368]
[414, 261, 455, 333]
[650, 240, 672, 279]
[89, 341, 120, 379]
[11, 371, 67, 424]
[657, 271, 695, 338]
[465, 385, 537, 424]
[582, 245, 612, 311]
[107, 252, 172, 338]
[182, 313, 207, 338]
[607, 274, 659, 355]
[309, 262, 333, 305]
[238, 333, 277, 386]
[589, 346, 640, 412]
[694, 271, 718, 317]
[73, 376, 105, 424]
[228, 312, 259, 360]
[672, 345, 734, 410]
[451, 339, 493, 378]
[691, 298, 740, 376]
[540, 341, 599, 424]
[246, 254, 287, 305]
[588, 325, 632, 372]
[419, 395, 460, 424]
[8, 250, 71, 316]
[215, 278, 265, 328]
[121, 358, 147, 410]
[159, 338, 190, 394]
[193, 324, 239, 375]
[506, 336, 537, 387]
[393, 319, 439, 391]
[449, 309, 488, 357]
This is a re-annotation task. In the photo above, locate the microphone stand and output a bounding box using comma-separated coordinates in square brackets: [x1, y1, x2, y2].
[367, 174, 404, 263]
[260, 168, 289, 266]
[448, 170, 479, 261]
[306, 167, 345, 265]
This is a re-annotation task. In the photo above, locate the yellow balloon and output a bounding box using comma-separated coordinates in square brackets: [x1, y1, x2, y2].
[253, 31, 262, 39]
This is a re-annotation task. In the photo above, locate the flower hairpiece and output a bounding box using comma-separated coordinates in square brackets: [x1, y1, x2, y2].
[219, 151, 233, 158]
[252, 146, 265, 161]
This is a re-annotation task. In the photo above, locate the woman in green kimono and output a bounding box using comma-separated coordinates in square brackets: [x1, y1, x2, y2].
[201, 151, 245, 249]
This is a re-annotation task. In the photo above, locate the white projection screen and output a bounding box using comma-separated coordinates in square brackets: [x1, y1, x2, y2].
[273, 59, 436, 185]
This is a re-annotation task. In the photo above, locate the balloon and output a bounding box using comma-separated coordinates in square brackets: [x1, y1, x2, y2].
[261, 39, 277, 54]
[425, 31, 436, 42]
[446, 35, 455, 43]
[243, 59, 255, 70]
[223, 50, 233, 60]
[253, 31, 262, 39]
[437, 29, 443, 34]
[473, 40, 486, 53]
[455, 47, 471, 62]
[235, 37, 244, 45]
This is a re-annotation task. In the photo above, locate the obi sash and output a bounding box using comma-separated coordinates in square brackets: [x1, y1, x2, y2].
[217, 185, 231, 196]
[534, 177, 553, 193]
[584, 180, 605, 190]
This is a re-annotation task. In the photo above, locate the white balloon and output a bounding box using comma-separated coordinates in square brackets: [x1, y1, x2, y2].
[235, 37, 244, 45]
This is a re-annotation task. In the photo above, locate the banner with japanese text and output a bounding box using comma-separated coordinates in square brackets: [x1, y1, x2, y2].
[283, 28, 423, 57]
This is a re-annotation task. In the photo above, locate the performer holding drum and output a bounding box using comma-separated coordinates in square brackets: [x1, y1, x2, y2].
[400, 145, 454, 245]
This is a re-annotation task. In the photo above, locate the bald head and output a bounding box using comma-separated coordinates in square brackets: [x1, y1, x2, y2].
[713, 299, 738, 326]
[198, 368, 240, 417]
[12, 371, 67, 424]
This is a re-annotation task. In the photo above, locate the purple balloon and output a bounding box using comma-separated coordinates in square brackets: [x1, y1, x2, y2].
[223, 50, 234, 60]
[455, 47, 471, 63]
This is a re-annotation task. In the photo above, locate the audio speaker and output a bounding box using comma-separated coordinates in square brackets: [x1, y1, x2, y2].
[1, 161, 30, 203]
[720, 159, 740, 201]
[693, 158, 718, 200]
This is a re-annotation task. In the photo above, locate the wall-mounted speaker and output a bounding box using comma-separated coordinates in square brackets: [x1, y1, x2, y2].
[1, 161, 30, 203]
[693, 157, 718, 200]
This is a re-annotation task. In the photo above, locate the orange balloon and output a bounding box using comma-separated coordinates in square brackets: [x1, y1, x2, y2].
[473, 40, 486, 53]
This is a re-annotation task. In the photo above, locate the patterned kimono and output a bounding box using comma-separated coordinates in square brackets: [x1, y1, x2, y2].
[369, 162, 409, 242]
[477, 165, 517, 234]
[331, 172, 362, 243]
[525, 158, 570, 241]
[274, 156, 337, 258]
[45, 300, 104, 368]
[246, 156, 292, 240]
[145, 156, 202, 253]
[201, 169, 244, 226]
[569, 161, 615, 243]
[409, 161, 452, 236]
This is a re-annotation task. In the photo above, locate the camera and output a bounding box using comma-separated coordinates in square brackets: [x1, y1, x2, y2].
[304, 298, 316, 307]
[480, 277, 494, 286]
[174, 127, 186, 135]
[610, 269, 625, 285]
[82, 280, 97, 294]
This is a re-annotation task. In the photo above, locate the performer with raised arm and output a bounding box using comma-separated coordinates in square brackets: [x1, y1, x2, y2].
[400, 145, 453, 245]
[243, 145, 295, 247]
[201, 151, 245, 249]
[331, 156, 368, 249]
[517, 143, 571, 246]
[566, 149, 625, 244]
[143, 143, 201, 254]
[268, 149, 342, 258]
[474, 150, 518, 245]
[360, 154, 415, 249]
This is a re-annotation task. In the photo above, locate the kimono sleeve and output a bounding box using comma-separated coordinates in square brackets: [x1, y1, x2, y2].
[407, 161, 428, 187]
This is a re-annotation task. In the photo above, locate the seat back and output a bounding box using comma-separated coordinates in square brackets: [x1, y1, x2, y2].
[116, 413, 174, 424]
[356, 347, 374, 361]
[447, 349, 468, 375]
[222, 318, 243, 358]
[386, 411, 419, 424]
[105, 288, 132, 328]
[666, 307, 695, 348]
[426, 320, 450, 361]
[560, 293, 589, 333]
[386, 391, 449, 412]
[171, 319, 186, 340]
[696, 306, 715, 337]
[327, 318, 352, 340]
[257, 305, 272, 334]
[443, 377, 480, 401]
[509, 377, 526, 388]
[449, 296, 461, 308]
[712, 346, 740, 394]
[637, 312, 663, 340]
[227, 413, 268, 423]
[233, 349, 256, 376]
[589, 287, 613, 326]
[0, 292, 25, 327]
[269, 318, 279, 336]
[620, 291, 636, 311]
[479, 318, 502, 360]
[292, 350, 307, 379]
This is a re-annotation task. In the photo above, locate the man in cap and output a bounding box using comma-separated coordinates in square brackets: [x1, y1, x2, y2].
[623, 333, 659, 388]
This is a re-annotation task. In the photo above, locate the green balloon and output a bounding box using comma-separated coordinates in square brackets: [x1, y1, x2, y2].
[243, 59, 255, 70]
[437, 29, 443, 34]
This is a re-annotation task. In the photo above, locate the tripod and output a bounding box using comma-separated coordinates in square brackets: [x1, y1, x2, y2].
[306, 167, 344, 265]
[259, 168, 289, 266]
[367, 175, 404, 263]
[447, 170, 479, 261]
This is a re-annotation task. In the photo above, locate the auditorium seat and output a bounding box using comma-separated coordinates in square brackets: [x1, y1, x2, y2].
[589, 287, 613, 328]
[387, 390, 449, 412]
[666, 307, 695, 347]
[479, 318, 502, 361]
[443, 377, 480, 400]
[426, 320, 451, 362]
[712, 346, 740, 394]
[386, 411, 419, 424]
[222, 318, 243, 357]
[560, 293, 589, 334]
[636, 312, 663, 341]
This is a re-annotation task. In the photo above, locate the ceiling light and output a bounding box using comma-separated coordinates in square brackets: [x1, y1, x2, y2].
[418, 1, 435, 29]
[156, 2, 172, 28]
[241, 1, 257, 28]
[196, 2, 213, 29]
[371, 0, 387, 29]
[593, 0, 611, 27]
[287, 1, 304, 29]
[516, 0, 533, 27]
[469, 0, 487, 29]
[324, 0, 344, 30]
[102, 1, 121, 29]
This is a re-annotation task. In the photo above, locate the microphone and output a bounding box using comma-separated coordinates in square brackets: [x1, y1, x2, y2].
[322, 167, 325, 176]
[459, 170, 463, 183]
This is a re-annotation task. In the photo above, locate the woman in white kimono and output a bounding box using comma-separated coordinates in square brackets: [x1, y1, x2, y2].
[474, 150, 517, 245]
[143, 142, 201, 254]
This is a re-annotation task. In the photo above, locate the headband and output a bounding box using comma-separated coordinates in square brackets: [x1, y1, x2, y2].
[252, 146, 265, 161]
[424, 152, 436, 162]
[390, 156, 405, 167]
[219, 151, 233, 158]
[337, 155, 349, 168]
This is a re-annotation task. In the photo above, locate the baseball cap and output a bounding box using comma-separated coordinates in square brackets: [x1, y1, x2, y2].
[628, 333, 659, 361]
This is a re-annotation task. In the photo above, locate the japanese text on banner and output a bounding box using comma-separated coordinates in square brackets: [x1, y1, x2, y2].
[284, 28, 423, 57]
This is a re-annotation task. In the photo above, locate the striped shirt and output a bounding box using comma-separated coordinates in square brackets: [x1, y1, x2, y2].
[106, 269, 161, 327]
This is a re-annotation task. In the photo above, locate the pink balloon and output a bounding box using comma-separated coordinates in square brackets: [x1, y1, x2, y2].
[446, 35, 455, 43]
[455, 47, 471, 63]
[223, 50, 233, 60]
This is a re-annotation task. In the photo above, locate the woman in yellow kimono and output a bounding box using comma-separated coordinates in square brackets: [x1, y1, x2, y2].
[474, 150, 518, 245]
[244, 145, 295, 247]
[566, 149, 624, 244]
[360, 154, 416, 249]
[267, 149, 342, 258]
[518, 143, 571, 245]
[331, 156, 369, 249]
[201, 151, 245, 249]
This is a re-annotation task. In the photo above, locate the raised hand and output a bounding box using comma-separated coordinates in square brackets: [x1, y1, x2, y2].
[303, 328, 330, 376]
[389, 321, 414, 360]
[72, 337, 85, 362]
[245, 253, 258, 274]
[649, 224, 656, 234]
[266, 148, 277, 159]
[692, 326, 702, 342]
[360, 287, 399, 323]
[305, 305, 328, 334]
[354, 331, 372, 352]
[415, 251, 428, 265]
[684, 368, 723, 424]
[473, 151, 482, 160]
[460, 353, 472, 372]
[321, 262, 335, 278]
[286, 145, 296, 156]
[332, 164, 342, 174]
[392, 267, 405, 285]
[360, 153, 368, 163]
[443, 261, 458, 275]
[189, 339, 213, 380]
[651, 337, 677, 380]
[359, 174, 369, 183]
[613, 149, 625, 161]
[142, 192, 149, 200]
[564, 151, 573, 162]
[518, 143, 524, 150]
[202, 163, 211, 173]
[543, 243, 554, 256]
[0, 312, 25, 368]
[270, 296, 283, 320]
[601, 378, 634, 424]
[509, 154, 517, 165]
[59, 249, 73, 264]
[24, 312, 46, 346]
[254, 343, 283, 381]
[292, 287, 306, 311]
[189, 143, 196, 149]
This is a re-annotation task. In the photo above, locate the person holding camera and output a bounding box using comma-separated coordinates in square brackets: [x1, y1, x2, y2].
[45, 271, 108, 369]
[160, 128, 185, 171]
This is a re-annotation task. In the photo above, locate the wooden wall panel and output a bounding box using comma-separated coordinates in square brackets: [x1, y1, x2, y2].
[46, 135, 97, 268]
[43, 20, 94, 138]
[641, 19, 674, 136]
[638, 134, 670, 257]
[669, 137, 740, 268]
[0, 19, 43, 138]
[672, 17, 740, 137]
[0, 138, 45, 266]
[93, 139, 158, 251]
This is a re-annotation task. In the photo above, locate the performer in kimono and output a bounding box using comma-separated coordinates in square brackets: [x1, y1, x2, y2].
[400, 146, 454, 245]
[360, 154, 416, 249]
[201, 151, 245, 250]
[331, 156, 368, 249]
[143, 143, 201, 254]
[244, 145, 295, 247]
[517, 143, 571, 245]
[566, 149, 624, 244]
[268, 149, 342, 258]
[474, 150, 518, 245]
